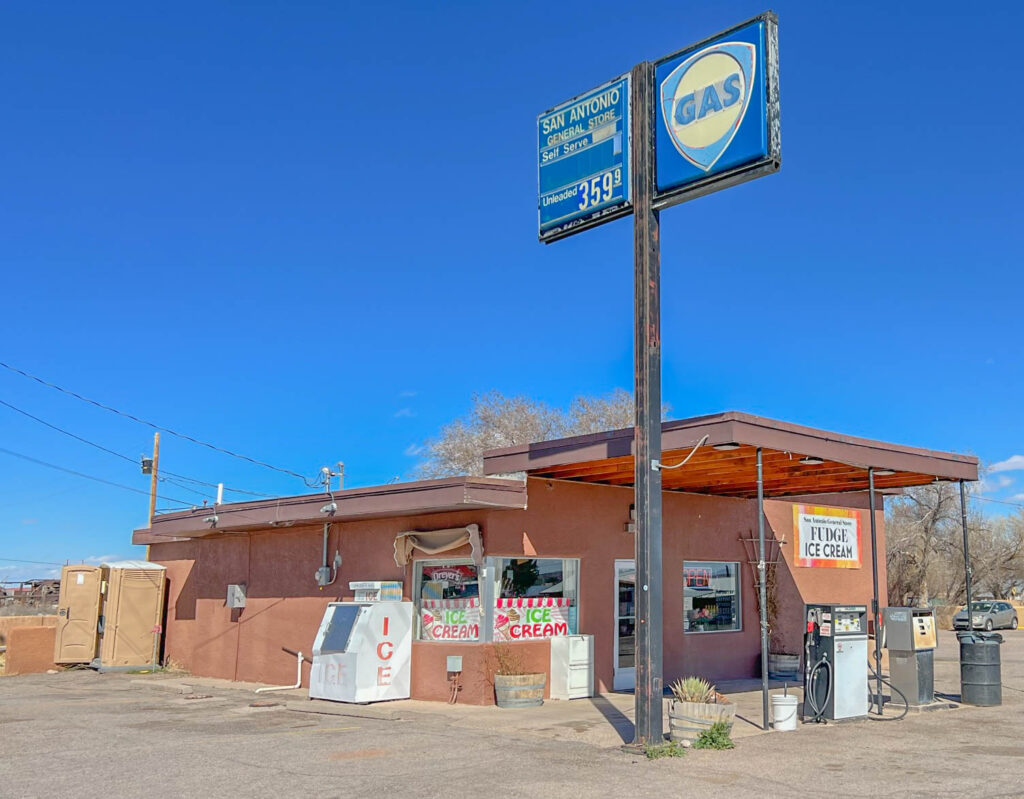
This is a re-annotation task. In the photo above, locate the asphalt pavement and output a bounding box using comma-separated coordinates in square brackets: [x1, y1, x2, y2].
[2, 629, 1022, 798]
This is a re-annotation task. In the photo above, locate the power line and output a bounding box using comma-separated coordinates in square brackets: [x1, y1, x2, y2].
[0, 556, 64, 566]
[0, 361, 320, 487]
[0, 446, 192, 506]
[0, 395, 273, 499]
[974, 495, 1024, 511]
[0, 397, 135, 464]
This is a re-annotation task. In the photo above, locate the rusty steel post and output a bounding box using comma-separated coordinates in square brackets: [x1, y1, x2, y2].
[631, 59, 663, 746]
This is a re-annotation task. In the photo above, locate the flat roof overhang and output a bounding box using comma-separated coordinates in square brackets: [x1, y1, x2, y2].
[133, 476, 527, 545]
[482, 411, 978, 498]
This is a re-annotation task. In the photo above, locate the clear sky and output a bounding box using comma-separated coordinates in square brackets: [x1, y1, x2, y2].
[1, 2, 1022, 580]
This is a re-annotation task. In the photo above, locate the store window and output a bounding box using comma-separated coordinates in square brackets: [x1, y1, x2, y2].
[494, 558, 579, 640]
[683, 561, 740, 633]
[415, 560, 480, 641]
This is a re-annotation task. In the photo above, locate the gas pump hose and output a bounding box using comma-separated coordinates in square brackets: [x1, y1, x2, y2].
[806, 658, 833, 723]
[866, 661, 909, 721]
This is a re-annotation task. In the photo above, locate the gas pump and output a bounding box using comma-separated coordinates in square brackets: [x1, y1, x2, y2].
[882, 607, 936, 706]
[802, 603, 869, 722]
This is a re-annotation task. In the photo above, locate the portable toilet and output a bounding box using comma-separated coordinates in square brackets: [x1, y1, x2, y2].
[98, 561, 167, 669]
[54, 565, 104, 664]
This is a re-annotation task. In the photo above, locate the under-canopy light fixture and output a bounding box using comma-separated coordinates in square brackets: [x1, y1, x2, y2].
[713, 442, 741, 451]
[874, 469, 895, 476]
[799, 456, 824, 465]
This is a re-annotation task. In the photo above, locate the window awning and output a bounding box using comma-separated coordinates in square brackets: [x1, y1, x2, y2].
[393, 524, 483, 568]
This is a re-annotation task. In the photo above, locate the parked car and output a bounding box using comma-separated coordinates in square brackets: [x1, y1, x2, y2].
[952, 601, 1018, 631]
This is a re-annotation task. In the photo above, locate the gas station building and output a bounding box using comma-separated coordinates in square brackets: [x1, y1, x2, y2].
[134, 411, 978, 705]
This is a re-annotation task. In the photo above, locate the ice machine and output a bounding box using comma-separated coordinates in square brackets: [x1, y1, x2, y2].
[310, 601, 412, 703]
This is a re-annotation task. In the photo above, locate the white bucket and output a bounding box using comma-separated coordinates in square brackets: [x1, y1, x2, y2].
[771, 694, 799, 731]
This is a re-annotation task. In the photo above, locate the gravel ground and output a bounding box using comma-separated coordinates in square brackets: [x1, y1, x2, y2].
[1, 629, 1022, 798]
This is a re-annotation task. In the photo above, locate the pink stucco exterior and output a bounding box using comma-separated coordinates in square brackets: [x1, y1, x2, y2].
[147, 477, 884, 704]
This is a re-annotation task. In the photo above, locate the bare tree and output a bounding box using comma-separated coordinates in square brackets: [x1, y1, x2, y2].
[885, 481, 963, 605]
[886, 479, 1024, 605]
[416, 389, 668, 478]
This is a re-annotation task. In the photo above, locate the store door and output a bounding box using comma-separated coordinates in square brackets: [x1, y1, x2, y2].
[613, 559, 636, 691]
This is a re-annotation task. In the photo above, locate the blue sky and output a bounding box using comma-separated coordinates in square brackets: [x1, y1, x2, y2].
[1, 2, 1022, 580]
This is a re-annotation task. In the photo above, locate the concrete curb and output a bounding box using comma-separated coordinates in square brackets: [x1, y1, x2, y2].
[285, 699, 402, 721]
[129, 679, 194, 694]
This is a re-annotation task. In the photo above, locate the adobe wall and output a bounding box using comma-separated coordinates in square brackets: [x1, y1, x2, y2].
[0, 614, 56, 649]
[4, 625, 57, 675]
[148, 478, 884, 701]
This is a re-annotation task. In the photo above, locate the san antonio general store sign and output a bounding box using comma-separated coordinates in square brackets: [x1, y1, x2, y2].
[793, 505, 862, 569]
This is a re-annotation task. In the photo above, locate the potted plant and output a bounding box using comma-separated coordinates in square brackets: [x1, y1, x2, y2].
[668, 676, 735, 744]
[489, 642, 546, 708]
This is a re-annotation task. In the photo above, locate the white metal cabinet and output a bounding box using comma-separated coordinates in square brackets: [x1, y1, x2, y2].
[549, 634, 594, 700]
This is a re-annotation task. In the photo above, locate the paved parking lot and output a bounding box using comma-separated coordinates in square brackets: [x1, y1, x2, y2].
[2, 630, 1022, 798]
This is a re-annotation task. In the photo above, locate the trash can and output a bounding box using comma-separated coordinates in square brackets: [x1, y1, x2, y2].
[957, 631, 1002, 706]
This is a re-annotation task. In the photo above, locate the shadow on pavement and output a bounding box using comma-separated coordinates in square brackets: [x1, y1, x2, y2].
[588, 696, 634, 743]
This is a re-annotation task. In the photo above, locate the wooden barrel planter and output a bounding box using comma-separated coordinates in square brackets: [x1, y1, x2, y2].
[668, 700, 736, 743]
[494, 673, 546, 708]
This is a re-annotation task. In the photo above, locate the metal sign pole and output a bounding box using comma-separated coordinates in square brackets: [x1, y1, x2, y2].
[756, 447, 769, 730]
[868, 467, 883, 715]
[959, 480, 974, 616]
[631, 60, 663, 746]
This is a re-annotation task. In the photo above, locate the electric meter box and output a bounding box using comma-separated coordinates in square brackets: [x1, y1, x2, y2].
[309, 601, 412, 703]
[883, 607, 937, 705]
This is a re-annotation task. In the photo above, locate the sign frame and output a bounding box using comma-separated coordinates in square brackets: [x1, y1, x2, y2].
[537, 73, 632, 243]
[651, 11, 780, 211]
[793, 504, 863, 569]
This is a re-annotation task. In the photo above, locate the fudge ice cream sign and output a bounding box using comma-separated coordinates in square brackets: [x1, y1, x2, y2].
[794, 505, 862, 569]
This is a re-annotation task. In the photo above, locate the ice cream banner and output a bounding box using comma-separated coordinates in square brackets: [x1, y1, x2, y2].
[494, 597, 571, 641]
[420, 598, 480, 641]
[793, 504, 862, 568]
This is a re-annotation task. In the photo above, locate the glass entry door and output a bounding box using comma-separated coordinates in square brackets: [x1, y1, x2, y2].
[613, 559, 636, 691]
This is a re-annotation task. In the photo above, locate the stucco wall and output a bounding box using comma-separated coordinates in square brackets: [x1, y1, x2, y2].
[4, 625, 57, 675]
[0, 614, 56, 649]
[148, 478, 885, 701]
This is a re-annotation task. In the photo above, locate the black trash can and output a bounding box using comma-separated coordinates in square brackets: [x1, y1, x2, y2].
[957, 631, 1003, 706]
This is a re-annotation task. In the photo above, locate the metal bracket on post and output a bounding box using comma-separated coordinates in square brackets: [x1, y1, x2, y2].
[631, 59, 663, 747]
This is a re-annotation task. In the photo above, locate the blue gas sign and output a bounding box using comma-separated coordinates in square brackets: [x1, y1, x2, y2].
[537, 75, 630, 242]
[654, 13, 779, 208]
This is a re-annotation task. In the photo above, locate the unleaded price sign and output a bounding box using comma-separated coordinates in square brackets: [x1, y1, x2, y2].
[537, 75, 630, 242]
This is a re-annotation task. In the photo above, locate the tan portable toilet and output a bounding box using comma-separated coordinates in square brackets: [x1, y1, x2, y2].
[54, 565, 103, 664]
[98, 561, 167, 669]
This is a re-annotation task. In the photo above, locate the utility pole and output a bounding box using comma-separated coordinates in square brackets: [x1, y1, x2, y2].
[147, 432, 160, 525]
[631, 59, 663, 746]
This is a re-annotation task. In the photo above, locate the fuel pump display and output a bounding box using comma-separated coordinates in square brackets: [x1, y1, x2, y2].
[803, 603, 869, 722]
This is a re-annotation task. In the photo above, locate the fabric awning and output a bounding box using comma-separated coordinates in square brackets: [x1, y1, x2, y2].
[393, 524, 482, 568]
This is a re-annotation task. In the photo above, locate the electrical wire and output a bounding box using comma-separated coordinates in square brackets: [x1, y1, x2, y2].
[0, 446, 192, 506]
[0, 361, 321, 487]
[0, 557, 64, 567]
[0, 395, 274, 498]
[655, 435, 709, 470]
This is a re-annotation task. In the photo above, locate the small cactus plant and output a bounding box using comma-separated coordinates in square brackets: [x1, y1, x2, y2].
[669, 676, 717, 704]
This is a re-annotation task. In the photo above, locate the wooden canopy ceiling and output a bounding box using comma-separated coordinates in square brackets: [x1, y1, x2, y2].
[483, 412, 978, 499]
